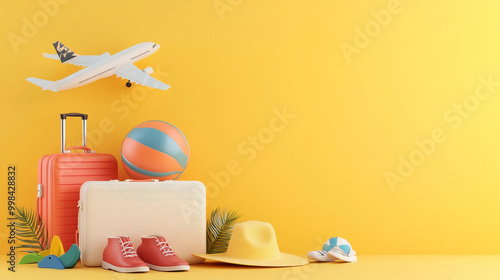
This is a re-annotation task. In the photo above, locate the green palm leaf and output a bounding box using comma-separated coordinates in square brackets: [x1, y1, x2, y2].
[14, 206, 48, 254]
[206, 207, 242, 254]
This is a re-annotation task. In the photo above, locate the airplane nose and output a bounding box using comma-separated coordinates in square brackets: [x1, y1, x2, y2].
[154, 43, 160, 50]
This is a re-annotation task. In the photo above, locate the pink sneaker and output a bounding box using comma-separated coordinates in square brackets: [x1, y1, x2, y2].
[102, 236, 149, 273]
[137, 235, 190, 271]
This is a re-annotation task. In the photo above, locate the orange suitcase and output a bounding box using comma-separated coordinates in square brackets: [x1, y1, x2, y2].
[37, 113, 118, 250]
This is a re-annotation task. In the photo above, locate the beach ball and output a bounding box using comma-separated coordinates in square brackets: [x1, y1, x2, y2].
[121, 120, 190, 180]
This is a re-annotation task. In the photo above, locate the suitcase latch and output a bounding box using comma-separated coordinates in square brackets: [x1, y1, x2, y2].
[37, 184, 42, 197]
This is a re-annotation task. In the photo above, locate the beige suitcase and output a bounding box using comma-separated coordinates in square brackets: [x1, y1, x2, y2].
[78, 180, 206, 266]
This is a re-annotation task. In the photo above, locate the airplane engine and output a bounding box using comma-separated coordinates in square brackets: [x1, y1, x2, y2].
[143, 67, 154, 74]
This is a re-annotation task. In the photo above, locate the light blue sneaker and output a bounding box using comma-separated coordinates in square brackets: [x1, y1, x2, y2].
[308, 237, 357, 262]
[306, 250, 336, 262]
[325, 237, 357, 262]
[326, 243, 357, 263]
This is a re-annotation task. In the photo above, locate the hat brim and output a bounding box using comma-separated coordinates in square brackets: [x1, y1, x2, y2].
[193, 252, 309, 267]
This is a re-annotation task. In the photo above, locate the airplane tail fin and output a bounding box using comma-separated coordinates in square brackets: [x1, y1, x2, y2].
[52, 41, 78, 63]
[26, 77, 58, 92]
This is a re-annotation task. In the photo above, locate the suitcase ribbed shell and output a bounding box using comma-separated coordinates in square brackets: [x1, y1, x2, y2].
[38, 153, 118, 250]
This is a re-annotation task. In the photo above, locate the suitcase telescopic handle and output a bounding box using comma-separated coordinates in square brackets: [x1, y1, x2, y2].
[60, 113, 88, 153]
[60, 113, 88, 120]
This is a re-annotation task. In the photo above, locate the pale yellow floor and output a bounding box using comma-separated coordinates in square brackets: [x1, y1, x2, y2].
[2, 255, 500, 280]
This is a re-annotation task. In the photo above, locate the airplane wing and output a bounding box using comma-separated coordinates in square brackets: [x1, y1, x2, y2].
[42, 52, 111, 67]
[115, 64, 170, 90]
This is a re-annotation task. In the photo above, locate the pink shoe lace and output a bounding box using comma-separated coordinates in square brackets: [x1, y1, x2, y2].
[119, 238, 138, 258]
[156, 239, 175, 256]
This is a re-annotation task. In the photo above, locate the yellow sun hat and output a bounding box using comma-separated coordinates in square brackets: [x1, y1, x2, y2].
[193, 221, 309, 267]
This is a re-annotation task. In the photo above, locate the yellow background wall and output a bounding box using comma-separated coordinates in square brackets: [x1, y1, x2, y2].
[1, 0, 500, 256]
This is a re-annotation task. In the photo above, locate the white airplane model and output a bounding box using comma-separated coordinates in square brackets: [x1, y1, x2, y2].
[27, 41, 170, 92]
